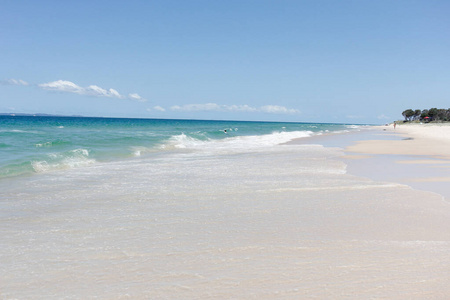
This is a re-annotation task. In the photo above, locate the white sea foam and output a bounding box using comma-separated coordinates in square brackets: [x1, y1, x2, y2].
[0, 129, 42, 134]
[161, 130, 315, 155]
[31, 148, 95, 173]
[345, 125, 360, 129]
[130, 146, 159, 157]
[35, 141, 53, 147]
[31, 160, 50, 173]
[132, 149, 142, 157]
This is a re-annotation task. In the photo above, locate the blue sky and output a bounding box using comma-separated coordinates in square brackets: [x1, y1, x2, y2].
[1, 0, 449, 123]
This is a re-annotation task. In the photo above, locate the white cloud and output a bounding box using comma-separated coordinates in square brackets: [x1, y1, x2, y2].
[170, 103, 300, 114]
[128, 93, 146, 102]
[39, 80, 95, 95]
[153, 105, 166, 112]
[346, 115, 364, 119]
[109, 88, 122, 98]
[3, 77, 146, 102]
[260, 105, 300, 114]
[223, 104, 258, 112]
[86, 85, 110, 96]
[2, 78, 29, 86]
[377, 114, 390, 120]
[171, 103, 222, 112]
[37, 79, 145, 101]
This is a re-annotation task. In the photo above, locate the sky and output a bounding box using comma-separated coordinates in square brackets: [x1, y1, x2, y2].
[1, 0, 449, 123]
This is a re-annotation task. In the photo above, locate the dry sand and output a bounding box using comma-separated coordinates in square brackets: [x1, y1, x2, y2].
[346, 123, 450, 159]
[344, 123, 450, 200]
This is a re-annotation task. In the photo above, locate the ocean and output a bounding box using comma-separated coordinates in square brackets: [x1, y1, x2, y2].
[2, 116, 450, 298]
[0, 116, 355, 179]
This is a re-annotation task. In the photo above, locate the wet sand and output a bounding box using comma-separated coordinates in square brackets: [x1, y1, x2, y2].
[291, 124, 450, 201]
[344, 124, 450, 201]
[3, 125, 450, 298]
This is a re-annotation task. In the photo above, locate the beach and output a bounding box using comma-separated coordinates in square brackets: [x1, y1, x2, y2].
[347, 123, 450, 159]
[2, 119, 450, 299]
[344, 123, 450, 201]
[3, 0, 450, 297]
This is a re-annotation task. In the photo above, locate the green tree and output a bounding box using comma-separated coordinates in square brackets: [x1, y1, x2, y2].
[413, 109, 421, 121]
[420, 109, 429, 121]
[428, 108, 439, 121]
[437, 109, 447, 121]
[402, 109, 415, 121]
[445, 109, 450, 121]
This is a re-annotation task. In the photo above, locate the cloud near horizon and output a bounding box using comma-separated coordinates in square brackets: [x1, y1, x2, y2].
[128, 93, 146, 102]
[2, 78, 29, 86]
[260, 105, 299, 114]
[346, 114, 364, 119]
[377, 114, 390, 120]
[169, 103, 300, 114]
[37, 80, 146, 102]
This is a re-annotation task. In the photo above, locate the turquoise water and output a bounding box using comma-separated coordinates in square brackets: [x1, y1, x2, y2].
[0, 116, 358, 178]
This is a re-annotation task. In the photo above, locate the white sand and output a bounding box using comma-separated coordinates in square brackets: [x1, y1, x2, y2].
[346, 123, 450, 159]
[3, 126, 450, 299]
[343, 123, 450, 201]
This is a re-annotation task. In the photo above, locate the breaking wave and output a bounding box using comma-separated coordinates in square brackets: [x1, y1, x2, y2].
[159, 130, 316, 155]
[30, 149, 96, 173]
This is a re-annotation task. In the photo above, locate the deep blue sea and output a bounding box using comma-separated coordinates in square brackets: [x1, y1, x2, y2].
[0, 116, 359, 179]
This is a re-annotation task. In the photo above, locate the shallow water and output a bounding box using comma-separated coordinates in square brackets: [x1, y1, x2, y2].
[2, 118, 450, 298]
[0, 116, 352, 178]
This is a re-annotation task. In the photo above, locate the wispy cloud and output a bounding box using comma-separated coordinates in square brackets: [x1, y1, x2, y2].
[153, 105, 166, 112]
[128, 93, 145, 102]
[260, 105, 300, 114]
[1, 78, 29, 86]
[377, 114, 390, 120]
[346, 114, 364, 119]
[39, 80, 84, 94]
[170, 103, 299, 114]
[37, 80, 146, 102]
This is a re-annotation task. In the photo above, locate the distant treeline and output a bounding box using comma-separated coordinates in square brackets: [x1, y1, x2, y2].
[402, 108, 450, 122]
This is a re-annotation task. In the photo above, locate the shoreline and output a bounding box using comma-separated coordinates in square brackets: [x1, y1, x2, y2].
[290, 124, 450, 201]
[3, 123, 450, 298]
[344, 124, 450, 201]
[346, 123, 450, 160]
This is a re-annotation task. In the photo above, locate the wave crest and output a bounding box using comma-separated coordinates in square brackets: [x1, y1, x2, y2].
[35, 139, 71, 147]
[158, 130, 315, 154]
[31, 148, 95, 173]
